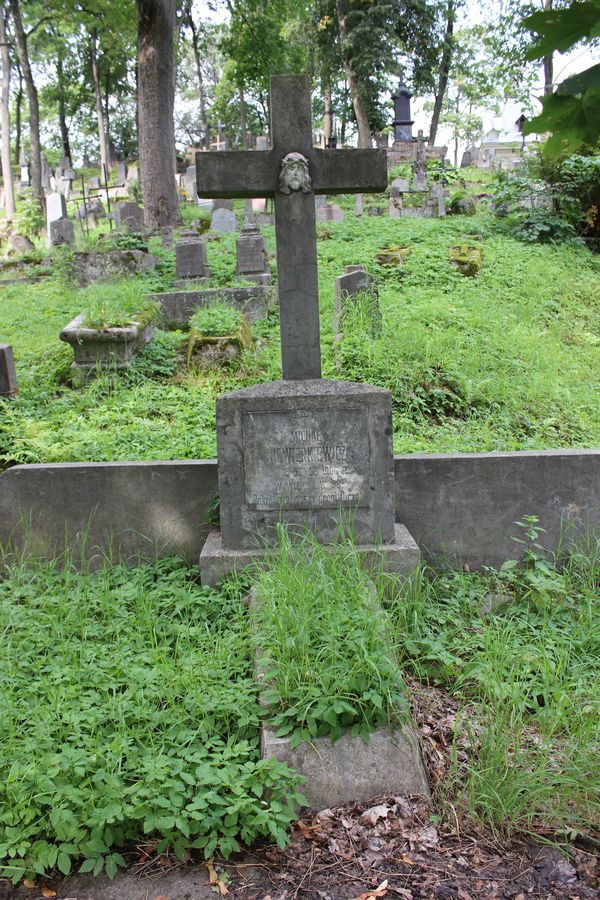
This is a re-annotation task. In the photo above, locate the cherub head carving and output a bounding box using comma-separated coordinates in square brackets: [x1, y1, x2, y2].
[278, 152, 312, 195]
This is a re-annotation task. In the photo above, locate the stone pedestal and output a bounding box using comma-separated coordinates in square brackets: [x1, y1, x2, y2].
[175, 232, 211, 280]
[0, 344, 17, 396]
[236, 223, 271, 284]
[200, 378, 420, 585]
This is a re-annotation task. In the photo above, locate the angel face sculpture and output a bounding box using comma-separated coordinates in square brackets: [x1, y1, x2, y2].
[278, 152, 312, 194]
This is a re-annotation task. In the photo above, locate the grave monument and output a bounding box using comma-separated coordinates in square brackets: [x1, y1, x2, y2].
[196, 75, 419, 583]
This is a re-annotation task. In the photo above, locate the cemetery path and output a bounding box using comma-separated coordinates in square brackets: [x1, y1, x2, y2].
[2, 682, 598, 900]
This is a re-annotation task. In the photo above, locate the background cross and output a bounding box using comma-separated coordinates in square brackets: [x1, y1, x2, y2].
[196, 75, 387, 380]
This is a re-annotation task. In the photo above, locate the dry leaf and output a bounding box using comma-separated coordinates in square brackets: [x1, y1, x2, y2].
[206, 857, 229, 896]
[41, 889, 57, 899]
[152, 896, 170, 900]
[22, 880, 36, 890]
[362, 804, 390, 827]
[352, 878, 389, 899]
[401, 854, 415, 865]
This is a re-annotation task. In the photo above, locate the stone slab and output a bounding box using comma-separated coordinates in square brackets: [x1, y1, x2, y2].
[0, 461, 218, 566]
[151, 286, 273, 327]
[199, 523, 420, 587]
[3, 451, 600, 571]
[216, 379, 396, 551]
[175, 239, 210, 279]
[261, 722, 430, 810]
[60, 315, 154, 373]
[0, 344, 17, 395]
[210, 207, 237, 232]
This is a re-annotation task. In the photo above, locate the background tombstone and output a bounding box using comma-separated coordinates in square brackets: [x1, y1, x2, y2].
[412, 130, 428, 190]
[113, 201, 144, 233]
[392, 82, 414, 143]
[316, 203, 344, 223]
[355, 194, 363, 217]
[59, 155, 71, 169]
[175, 230, 211, 281]
[89, 175, 101, 190]
[41, 155, 51, 190]
[212, 199, 233, 211]
[184, 165, 196, 200]
[46, 192, 67, 240]
[49, 217, 75, 246]
[210, 206, 237, 233]
[236, 222, 271, 284]
[255, 136, 269, 151]
[334, 264, 381, 338]
[117, 161, 128, 184]
[0, 344, 18, 396]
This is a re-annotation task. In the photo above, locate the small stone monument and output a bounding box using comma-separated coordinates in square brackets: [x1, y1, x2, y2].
[0, 344, 17, 396]
[49, 217, 75, 246]
[46, 192, 68, 242]
[236, 223, 271, 284]
[412, 130, 428, 191]
[117, 161, 128, 184]
[175, 230, 211, 281]
[334, 265, 381, 338]
[355, 194, 363, 217]
[41, 155, 51, 190]
[89, 175, 101, 190]
[316, 202, 344, 223]
[183, 165, 196, 200]
[113, 201, 144, 233]
[210, 207, 237, 233]
[392, 82, 414, 143]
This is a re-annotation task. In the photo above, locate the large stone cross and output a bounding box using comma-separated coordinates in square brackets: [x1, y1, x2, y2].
[196, 75, 388, 380]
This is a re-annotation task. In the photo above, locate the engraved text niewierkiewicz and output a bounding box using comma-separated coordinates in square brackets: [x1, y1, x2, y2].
[242, 409, 370, 510]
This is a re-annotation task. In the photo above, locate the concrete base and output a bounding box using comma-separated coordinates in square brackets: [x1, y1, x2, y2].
[199, 523, 420, 586]
[262, 722, 430, 810]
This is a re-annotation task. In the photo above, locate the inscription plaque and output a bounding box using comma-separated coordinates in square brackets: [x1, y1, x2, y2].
[242, 408, 370, 510]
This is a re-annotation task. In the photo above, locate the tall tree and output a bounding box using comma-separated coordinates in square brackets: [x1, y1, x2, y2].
[9, 0, 41, 206]
[429, 0, 455, 145]
[136, 0, 179, 228]
[89, 27, 109, 173]
[334, 0, 371, 147]
[0, 1, 15, 218]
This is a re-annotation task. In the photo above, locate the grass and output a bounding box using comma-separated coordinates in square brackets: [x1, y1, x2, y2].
[1, 206, 600, 465]
[0, 553, 304, 884]
[0, 529, 597, 883]
[253, 527, 408, 747]
[387, 525, 600, 836]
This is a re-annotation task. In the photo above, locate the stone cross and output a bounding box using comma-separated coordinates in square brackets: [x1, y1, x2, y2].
[196, 75, 387, 379]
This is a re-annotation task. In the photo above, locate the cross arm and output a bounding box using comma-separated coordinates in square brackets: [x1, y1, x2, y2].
[195, 150, 278, 199]
[309, 148, 388, 195]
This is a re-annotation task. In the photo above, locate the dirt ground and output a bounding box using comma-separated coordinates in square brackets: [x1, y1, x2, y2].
[2, 682, 598, 900]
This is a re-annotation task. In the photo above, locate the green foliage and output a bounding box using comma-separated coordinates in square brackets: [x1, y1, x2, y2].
[388, 535, 600, 833]
[491, 152, 600, 248]
[523, 1, 600, 155]
[79, 281, 158, 329]
[13, 190, 45, 240]
[0, 556, 304, 884]
[254, 528, 408, 748]
[189, 304, 243, 337]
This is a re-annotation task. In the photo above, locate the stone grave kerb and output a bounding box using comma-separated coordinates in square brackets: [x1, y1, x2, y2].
[196, 74, 387, 381]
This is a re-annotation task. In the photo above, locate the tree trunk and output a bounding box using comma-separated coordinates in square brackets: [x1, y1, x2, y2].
[14, 63, 21, 165]
[90, 29, 109, 175]
[136, 0, 179, 228]
[335, 0, 371, 148]
[323, 82, 333, 146]
[187, 9, 207, 146]
[0, 4, 15, 218]
[9, 0, 42, 207]
[542, 0, 553, 93]
[429, 0, 454, 146]
[56, 51, 72, 161]
[239, 85, 247, 148]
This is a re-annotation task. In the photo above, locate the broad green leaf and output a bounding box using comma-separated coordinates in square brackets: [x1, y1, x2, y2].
[557, 63, 600, 96]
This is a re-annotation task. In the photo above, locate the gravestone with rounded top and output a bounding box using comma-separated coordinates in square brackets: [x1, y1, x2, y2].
[210, 207, 237, 233]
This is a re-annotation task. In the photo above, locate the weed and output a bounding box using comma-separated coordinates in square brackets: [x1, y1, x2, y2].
[253, 528, 408, 748]
[0, 555, 304, 883]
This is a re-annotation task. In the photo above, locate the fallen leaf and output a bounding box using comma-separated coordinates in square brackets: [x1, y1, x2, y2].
[351, 879, 389, 900]
[152, 896, 170, 900]
[206, 857, 229, 896]
[401, 854, 415, 865]
[41, 889, 57, 899]
[22, 880, 36, 890]
[362, 804, 390, 827]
